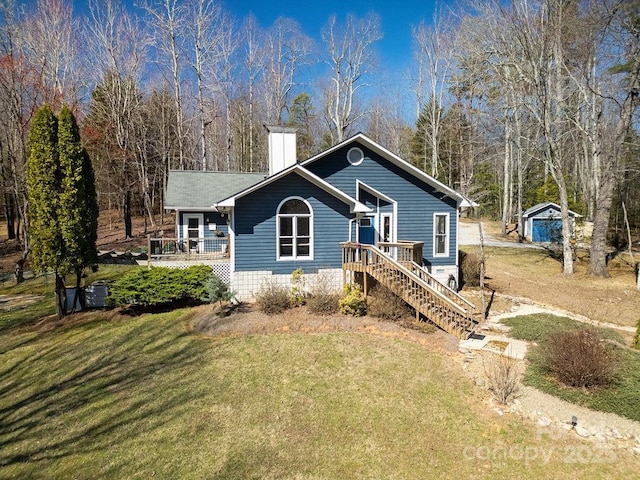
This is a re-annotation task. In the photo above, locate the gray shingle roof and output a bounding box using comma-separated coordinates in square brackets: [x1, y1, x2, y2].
[523, 202, 582, 218]
[165, 170, 266, 210]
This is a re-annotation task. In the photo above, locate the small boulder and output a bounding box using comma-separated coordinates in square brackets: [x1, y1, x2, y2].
[575, 425, 591, 438]
[537, 416, 552, 427]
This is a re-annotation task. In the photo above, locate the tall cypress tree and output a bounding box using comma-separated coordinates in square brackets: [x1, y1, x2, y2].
[26, 105, 98, 315]
[58, 106, 99, 305]
[26, 105, 62, 278]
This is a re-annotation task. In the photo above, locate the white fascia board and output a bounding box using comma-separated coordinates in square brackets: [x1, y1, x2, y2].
[164, 205, 218, 212]
[459, 196, 479, 208]
[294, 167, 371, 214]
[301, 132, 465, 206]
[356, 179, 395, 204]
[353, 203, 372, 213]
[215, 198, 235, 208]
[214, 164, 371, 215]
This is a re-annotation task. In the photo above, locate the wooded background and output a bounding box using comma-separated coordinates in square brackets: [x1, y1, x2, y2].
[1, 0, 638, 277]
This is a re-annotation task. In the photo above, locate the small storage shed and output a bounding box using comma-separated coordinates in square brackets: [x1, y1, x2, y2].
[523, 202, 582, 243]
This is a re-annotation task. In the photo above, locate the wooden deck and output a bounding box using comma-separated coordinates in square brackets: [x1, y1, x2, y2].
[148, 236, 229, 263]
[342, 242, 479, 339]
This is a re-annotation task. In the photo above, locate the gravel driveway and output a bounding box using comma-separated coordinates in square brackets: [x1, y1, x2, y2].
[458, 220, 542, 249]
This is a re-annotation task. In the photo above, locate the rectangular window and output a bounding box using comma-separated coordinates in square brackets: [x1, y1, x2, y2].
[381, 214, 392, 242]
[434, 213, 449, 257]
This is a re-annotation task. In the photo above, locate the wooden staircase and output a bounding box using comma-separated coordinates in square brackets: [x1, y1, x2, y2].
[342, 242, 479, 339]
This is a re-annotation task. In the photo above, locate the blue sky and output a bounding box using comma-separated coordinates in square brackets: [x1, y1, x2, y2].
[228, 0, 443, 70]
[17, 0, 446, 70]
[16, 0, 450, 122]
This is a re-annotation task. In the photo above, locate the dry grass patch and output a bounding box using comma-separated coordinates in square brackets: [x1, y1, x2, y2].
[483, 247, 640, 328]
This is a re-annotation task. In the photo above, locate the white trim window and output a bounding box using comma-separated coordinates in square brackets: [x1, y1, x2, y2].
[433, 213, 449, 257]
[277, 197, 313, 260]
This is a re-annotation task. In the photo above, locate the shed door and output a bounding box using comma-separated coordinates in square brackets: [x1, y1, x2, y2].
[532, 219, 562, 242]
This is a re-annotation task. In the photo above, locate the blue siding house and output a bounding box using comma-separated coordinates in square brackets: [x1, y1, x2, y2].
[164, 128, 471, 302]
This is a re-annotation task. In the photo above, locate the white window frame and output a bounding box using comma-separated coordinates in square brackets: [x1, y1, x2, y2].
[276, 197, 313, 261]
[347, 146, 365, 165]
[433, 212, 449, 257]
[380, 212, 393, 243]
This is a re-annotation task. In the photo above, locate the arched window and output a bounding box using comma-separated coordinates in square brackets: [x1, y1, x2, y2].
[277, 198, 313, 260]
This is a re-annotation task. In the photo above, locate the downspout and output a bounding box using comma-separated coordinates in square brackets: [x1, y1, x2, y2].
[348, 217, 356, 242]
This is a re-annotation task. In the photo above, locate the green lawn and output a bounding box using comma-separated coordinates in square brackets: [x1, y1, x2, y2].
[500, 313, 625, 344]
[0, 281, 637, 478]
[502, 314, 640, 422]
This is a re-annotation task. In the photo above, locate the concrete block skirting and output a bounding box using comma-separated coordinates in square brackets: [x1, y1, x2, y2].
[232, 268, 343, 302]
[429, 265, 459, 289]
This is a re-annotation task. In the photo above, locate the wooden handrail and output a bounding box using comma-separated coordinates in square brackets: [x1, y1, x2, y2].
[409, 262, 477, 311]
[341, 242, 478, 338]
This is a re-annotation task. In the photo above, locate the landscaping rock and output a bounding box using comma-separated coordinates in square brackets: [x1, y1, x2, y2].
[575, 425, 591, 438]
[537, 416, 552, 427]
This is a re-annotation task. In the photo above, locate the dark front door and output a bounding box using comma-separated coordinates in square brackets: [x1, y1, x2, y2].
[359, 217, 375, 245]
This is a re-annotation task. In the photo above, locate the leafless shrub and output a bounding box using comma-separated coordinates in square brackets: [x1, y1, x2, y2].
[483, 354, 523, 405]
[255, 281, 291, 315]
[543, 329, 618, 388]
[367, 284, 412, 321]
[307, 273, 340, 315]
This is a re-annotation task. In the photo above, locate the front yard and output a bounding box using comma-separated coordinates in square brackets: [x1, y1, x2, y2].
[1, 274, 639, 478]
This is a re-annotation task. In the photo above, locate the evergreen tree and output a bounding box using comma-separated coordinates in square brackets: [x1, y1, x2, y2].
[58, 106, 99, 303]
[288, 92, 316, 160]
[26, 105, 62, 277]
[26, 105, 98, 315]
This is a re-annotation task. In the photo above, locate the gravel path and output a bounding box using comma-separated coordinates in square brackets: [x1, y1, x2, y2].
[472, 301, 640, 453]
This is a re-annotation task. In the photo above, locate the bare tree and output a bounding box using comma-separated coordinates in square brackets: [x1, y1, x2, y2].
[584, 0, 640, 277]
[142, 0, 189, 169]
[321, 13, 382, 143]
[365, 96, 412, 158]
[263, 17, 313, 124]
[412, 13, 455, 177]
[0, 0, 33, 246]
[240, 13, 264, 171]
[0, 0, 81, 257]
[458, 0, 579, 273]
[85, 0, 150, 237]
[184, 0, 232, 171]
[22, 0, 80, 108]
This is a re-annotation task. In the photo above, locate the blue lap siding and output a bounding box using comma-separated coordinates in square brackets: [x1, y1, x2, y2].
[305, 142, 458, 268]
[234, 171, 353, 274]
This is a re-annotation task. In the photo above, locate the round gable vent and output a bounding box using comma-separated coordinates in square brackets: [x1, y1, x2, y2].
[347, 147, 364, 165]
